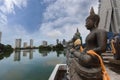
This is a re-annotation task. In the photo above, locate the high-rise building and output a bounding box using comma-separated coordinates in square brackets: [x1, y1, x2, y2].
[98, 0, 120, 33]
[42, 41, 47, 46]
[23, 42, 27, 48]
[0, 32, 2, 43]
[62, 39, 66, 45]
[62, 39, 67, 47]
[30, 39, 33, 48]
[15, 39, 22, 48]
[56, 39, 59, 45]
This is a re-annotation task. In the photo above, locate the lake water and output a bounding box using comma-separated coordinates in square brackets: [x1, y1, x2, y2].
[0, 49, 66, 80]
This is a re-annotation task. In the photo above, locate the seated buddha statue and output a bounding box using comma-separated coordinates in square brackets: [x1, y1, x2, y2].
[68, 7, 108, 80]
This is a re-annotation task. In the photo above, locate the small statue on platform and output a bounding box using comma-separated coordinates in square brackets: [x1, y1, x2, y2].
[67, 7, 109, 80]
[111, 33, 120, 60]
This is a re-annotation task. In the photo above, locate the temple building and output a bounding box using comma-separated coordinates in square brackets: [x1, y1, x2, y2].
[98, 0, 120, 33]
[74, 28, 82, 44]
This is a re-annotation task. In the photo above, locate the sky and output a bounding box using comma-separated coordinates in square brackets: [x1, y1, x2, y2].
[0, 0, 98, 47]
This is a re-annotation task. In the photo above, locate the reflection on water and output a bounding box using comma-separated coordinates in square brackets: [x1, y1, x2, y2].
[56, 50, 66, 57]
[14, 50, 34, 61]
[39, 50, 50, 57]
[0, 51, 13, 60]
[39, 49, 66, 57]
[0, 49, 66, 80]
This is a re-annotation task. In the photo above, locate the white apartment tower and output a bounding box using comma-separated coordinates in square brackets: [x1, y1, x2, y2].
[42, 41, 47, 46]
[15, 39, 22, 48]
[30, 39, 33, 48]
[23, 42, 28, 48]
[98, 0, 120, 33]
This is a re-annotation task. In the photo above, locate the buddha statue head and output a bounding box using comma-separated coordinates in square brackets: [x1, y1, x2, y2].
[86, 7, 100, 29]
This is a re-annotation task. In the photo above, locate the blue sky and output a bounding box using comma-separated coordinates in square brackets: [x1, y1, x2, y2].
[0, 0, 98, 47]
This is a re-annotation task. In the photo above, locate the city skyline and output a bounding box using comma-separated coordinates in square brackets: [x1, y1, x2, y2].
[0, 0, 98, 47]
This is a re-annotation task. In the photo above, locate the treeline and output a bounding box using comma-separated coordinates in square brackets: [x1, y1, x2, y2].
[0, 43, 13, 53]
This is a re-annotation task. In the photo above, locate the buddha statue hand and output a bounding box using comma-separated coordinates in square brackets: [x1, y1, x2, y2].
[74, 45, 80, 51]
[78, 50, 101, 68]
[78, 53, 92, 67]
[70, 48, 75, 53]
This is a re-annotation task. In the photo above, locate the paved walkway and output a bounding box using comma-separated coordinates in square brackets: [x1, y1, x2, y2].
[103, 52, 120, 80]
[106, 65, 120, 80]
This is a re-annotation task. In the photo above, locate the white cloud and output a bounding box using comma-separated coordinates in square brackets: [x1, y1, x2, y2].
[0, 0, 28, 47]
[40, 0, 98, 43]
[47, 30, 62, 38]
[0, 13, 7, 24]
[0, 0, 27, 14]
[0, 0, 98, 47]
[42, 0, 56, 3]
[0, 0, 27, 24]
